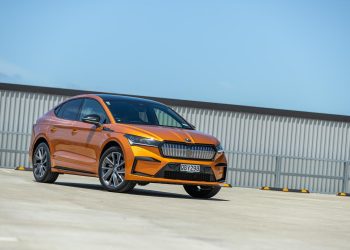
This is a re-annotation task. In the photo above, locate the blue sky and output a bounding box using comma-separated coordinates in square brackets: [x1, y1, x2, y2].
[0, 0, 349, 115]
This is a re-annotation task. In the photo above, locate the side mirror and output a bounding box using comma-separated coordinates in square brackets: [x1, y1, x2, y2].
[82, 114, 101, 127]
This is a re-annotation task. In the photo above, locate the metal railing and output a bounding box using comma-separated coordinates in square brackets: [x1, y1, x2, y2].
[0, 130, 32, 169]
[1, 129, 349, 193]
[225, 151, 350, 194]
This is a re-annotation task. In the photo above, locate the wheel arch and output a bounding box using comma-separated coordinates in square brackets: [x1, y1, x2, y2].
[100, 140, 123, 160]
[31, 136, 51, 167]
[32, 136, 50, 154]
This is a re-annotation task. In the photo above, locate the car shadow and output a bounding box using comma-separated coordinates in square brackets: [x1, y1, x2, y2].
[54, 182, 229, 201]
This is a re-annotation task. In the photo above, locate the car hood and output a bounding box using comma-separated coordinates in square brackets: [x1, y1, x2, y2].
[111, 124, 219, 145]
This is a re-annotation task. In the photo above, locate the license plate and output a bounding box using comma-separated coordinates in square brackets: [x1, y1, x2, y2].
[180, 164, 200, 173]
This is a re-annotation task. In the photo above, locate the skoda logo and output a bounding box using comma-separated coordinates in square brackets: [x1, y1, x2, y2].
[185, 138, 191, 143]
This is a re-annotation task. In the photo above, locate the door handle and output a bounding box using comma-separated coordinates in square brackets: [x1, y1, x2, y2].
[50, 127, 57, 132]
[72, 129, 78, 134]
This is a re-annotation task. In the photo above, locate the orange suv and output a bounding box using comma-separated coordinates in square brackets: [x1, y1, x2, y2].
[29, 94, 229, 198]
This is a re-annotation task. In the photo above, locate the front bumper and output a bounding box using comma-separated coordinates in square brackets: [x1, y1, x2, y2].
[123, 144, 229, 186]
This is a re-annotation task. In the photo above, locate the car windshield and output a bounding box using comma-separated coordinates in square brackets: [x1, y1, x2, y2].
[104, 99, 193, 130]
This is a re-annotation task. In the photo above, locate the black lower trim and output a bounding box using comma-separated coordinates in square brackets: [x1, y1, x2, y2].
[217, 166, 227, 182]
[215, 163, 227, 167]
[133, 172, 153, 177]
[155, 163, 216, 182]
[54, 166, 95, 174]
[135, 157, 161, 162]
[131, 156, 161, 174]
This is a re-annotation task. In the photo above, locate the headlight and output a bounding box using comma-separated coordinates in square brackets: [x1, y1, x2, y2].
[216, 144, 224, 153]
[124, 134, 161, 147]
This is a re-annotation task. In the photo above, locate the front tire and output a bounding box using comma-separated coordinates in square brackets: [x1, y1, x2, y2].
[98, 146, 135, 193]
[32, 142, 59, 183]
[183, 185, 221, 199]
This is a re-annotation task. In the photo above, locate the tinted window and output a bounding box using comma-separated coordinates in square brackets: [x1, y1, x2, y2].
[107, 101, 152, 124]
[56, 99, 83, 121]
[154, 108, 182, 128]
[104, 100, 192, 129]
[80, 98, 109, 124]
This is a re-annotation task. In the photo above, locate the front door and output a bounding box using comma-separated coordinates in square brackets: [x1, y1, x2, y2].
[66, 98, 111, 173]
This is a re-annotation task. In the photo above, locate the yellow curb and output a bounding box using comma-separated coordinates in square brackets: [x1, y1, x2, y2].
[15, 166, 32, 171]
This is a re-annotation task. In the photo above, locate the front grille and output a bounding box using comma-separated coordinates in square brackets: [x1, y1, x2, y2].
[164, 171, 212, 182]
[160, 143, 216, 160]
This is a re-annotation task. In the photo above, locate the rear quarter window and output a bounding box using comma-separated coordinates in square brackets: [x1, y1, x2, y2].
[55, 99, 83, 121]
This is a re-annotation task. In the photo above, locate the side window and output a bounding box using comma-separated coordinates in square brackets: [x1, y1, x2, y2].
[80, 98, 109, 124]
[56, 99, 83, 121]
[154, 108, 182, 128]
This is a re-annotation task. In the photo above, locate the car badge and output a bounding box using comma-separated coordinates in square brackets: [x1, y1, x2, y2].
[185, 138, 191, 143]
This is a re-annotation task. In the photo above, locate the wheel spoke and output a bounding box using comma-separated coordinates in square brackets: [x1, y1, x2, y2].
[112, 173, 118, 187]
[41, 166, 45, 177]
[102, 165, 112, 169]
[38, 149, 41, 159]
[116, 173, 123, 182]
[34, 167, 40, 175]
[111, 153, 116, 165]
[103, 168, 113, 179]
[35, 152, 41, 160]
[40, 148, 45, 159]
[108, 174, 114, 186]
[38, 166, 43, 177]
[41, 152, 47, 163]
[105, 157, 114, 166]
[115, 152, 121, 166]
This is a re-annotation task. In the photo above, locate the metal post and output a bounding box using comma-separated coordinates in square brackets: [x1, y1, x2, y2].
[342, 162, 349, 193]
[229, 152, 234, 186]
[274, 156, 282, 188]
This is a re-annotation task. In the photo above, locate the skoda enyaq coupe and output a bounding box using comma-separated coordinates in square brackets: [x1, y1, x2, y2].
[29, 94, 229, 198]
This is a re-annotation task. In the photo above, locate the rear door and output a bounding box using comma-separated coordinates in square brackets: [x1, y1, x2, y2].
[50, 98, 83, 169]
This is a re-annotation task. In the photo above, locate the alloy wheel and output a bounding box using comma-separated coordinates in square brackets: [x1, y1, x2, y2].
[33, 146, 48, 178]
[101, 151, 125, 188]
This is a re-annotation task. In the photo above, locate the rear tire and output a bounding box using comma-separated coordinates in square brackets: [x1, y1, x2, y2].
[99, 146, 135, 193]
[183, 185, 221, 199]
[32, 142, 59, 183]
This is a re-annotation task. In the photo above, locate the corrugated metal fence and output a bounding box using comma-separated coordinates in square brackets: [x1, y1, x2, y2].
[1, 89, 349, 194]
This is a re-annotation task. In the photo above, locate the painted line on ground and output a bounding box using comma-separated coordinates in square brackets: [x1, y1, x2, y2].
[0, 237, 19, 242]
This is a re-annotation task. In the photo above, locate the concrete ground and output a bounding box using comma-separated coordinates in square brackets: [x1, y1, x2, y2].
[0, 169, 349, 250]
